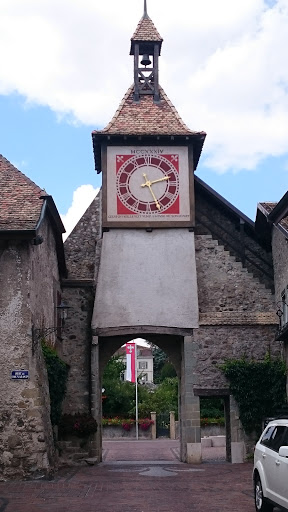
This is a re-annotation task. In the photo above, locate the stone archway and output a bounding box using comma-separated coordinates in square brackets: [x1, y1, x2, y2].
[90, 333, 202, 464]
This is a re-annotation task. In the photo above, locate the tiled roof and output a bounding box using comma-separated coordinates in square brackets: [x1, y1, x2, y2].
[131, 15, 163, 43]
[258, 201, 288, 233]
[94, 85, 205, 137]
[0, 155, 45, 231]
[258, 202, 277, 215]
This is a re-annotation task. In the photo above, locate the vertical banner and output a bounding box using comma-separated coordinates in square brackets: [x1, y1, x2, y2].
[126, 343, 136, 382]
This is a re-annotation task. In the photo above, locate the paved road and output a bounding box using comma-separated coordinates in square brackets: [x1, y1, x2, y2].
[0, 440, 260, 512]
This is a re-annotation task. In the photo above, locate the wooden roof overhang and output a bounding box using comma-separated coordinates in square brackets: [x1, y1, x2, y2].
[92, 132, 206, 174]
[256, 196, 288, 246]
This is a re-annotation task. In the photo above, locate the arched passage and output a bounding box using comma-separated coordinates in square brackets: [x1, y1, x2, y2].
[90, 333, 202, 463]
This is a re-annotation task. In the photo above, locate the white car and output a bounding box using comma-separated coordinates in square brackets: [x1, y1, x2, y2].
[253, 418, 288, 511]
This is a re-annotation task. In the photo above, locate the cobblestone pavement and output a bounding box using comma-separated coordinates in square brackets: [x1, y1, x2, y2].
[0, 440, 272, 512]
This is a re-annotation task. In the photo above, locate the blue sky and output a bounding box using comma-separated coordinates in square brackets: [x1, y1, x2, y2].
[1, 0, 288, 236]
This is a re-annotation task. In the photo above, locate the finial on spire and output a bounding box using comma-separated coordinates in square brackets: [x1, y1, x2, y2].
[143, 0, 148, 18]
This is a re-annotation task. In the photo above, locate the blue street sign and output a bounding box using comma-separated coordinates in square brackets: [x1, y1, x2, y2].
[11, 370, 29, 380]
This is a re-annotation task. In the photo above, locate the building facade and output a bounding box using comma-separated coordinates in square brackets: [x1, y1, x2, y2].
[0, 5, 285, 478]
[0, 155, 66, 479]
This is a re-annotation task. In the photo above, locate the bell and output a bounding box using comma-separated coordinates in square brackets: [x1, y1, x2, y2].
[140, 54, 151, 66]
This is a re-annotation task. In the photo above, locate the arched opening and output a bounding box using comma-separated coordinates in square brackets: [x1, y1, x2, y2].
[91, 333, 182, 462]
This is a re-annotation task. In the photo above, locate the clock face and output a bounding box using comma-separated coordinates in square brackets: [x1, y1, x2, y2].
[105, 146, 193, 227]
[116, 154, 180, 215]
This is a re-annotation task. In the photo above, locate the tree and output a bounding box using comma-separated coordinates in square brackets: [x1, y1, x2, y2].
[102, 355, 151, 418]
[221, 357, 287, 435]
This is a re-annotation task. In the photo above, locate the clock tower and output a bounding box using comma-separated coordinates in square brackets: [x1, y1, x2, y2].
[92, 3, 206, 229]
[91, 2, 206, 463]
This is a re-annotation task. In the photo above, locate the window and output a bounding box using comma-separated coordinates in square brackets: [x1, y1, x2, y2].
[281, 427, 288, 447]
[261, 426, 287, 452]
[139, 361, 148, 370]
[260, 426, 275, 446]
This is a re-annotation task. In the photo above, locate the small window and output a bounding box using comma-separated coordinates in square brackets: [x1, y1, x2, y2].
[280, 427, 288, 447]
[261, 426, 287, 452]
[261, 426, 275, 446]
[139, 361, 148, 370]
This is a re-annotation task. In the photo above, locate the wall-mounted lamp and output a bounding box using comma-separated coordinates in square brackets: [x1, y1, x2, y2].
[276, 304, 283, 324]
[275, 300, 288, 328]
[31, 302, 71, 354]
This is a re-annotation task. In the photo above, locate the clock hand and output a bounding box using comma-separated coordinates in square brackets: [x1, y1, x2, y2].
[141, 173, 151, 187]
[147, 184, 161, 210]
[150, 176, 169, 185]
[141, 174, 161, 210]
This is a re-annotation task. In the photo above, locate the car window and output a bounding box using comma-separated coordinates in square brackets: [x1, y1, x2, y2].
[280, 427, 288, 447]
[260, 426, 275, 446]
[261, 426, 287, 452]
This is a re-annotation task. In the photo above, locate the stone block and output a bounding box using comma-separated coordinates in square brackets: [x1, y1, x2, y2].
[211, 436, 226, 447]
[231, 441, 244, 463]
[186, 442, 201, 463]
[201, 437, 212, 448]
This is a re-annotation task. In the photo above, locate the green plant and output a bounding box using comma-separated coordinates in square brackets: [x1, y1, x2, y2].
[220, 356, 287, 435]
[201, 417, 225, 426]
[42, 341, 69, 425]
[200, 398, 224, 419]
[102, 356, 152, 418]
[59, 413, 97, 437]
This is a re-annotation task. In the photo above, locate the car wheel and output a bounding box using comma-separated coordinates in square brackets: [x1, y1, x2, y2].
[254, 475, 274, 512]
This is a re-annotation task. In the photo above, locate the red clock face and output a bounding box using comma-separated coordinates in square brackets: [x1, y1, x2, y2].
[116, 154, 180, 215]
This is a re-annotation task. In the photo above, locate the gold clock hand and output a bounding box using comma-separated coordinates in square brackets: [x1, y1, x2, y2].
[150, 176, 169, 185]
[141, 173, 160, 209]
[147, 184, 161, 210]
[141, 173, 151, 188]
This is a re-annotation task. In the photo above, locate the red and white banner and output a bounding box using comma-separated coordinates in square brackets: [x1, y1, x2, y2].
[126, 343, 136, 382]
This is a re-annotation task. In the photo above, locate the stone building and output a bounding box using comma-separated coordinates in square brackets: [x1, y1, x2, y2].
[256, 193, 288, 385]
[0, 5, 284, 478]
[61, 6, 280, 466]
[0, 155, 66, 479]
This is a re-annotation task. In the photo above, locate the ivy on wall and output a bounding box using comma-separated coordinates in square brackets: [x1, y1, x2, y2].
[42, 342, 70, 426]
[220, 356, 287, 435]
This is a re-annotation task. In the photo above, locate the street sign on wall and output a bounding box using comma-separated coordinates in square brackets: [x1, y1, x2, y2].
[11, 370, 29, 380]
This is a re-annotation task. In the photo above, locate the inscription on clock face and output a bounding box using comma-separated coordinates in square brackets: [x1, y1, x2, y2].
[116, 154, 180, 215]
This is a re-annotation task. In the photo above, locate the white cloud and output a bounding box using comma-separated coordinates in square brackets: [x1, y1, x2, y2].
[0, 0, 288, 171]
[61, 184, 99, 240]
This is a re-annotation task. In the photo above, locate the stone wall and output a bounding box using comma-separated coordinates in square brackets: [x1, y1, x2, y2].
[60, 178, 280, 464]
[270, 226, 288, 387]
[64, 192, 101, 280]
[60, 192, 101, 416]
[0, 217, 61, 479]
[194, 234, 279, 390]
[271, 227, 288, 302]
[60, 284, 95, 415]
[195, 184, 274, 290]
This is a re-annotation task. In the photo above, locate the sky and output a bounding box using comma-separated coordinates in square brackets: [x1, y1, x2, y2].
[1, 0, 288, 238]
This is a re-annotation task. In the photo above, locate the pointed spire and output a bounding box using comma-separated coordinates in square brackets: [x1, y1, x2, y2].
[143, 0, 148, 19]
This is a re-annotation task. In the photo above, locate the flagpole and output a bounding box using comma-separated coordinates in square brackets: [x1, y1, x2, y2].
[135, 343, 139, 440]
